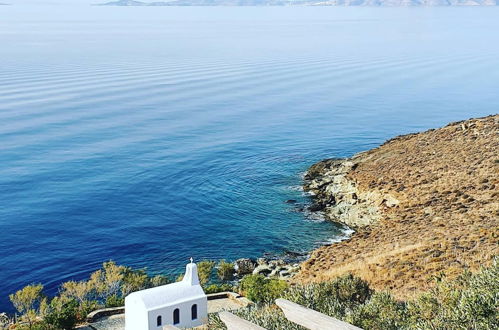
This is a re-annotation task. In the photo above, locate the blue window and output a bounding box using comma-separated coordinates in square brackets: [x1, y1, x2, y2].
[173, 308, 180, 325]
[191, 304, 197, 320]
[156, 315, 162, 327]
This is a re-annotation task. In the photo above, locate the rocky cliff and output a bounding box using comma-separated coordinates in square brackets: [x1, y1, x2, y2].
[296, 115, 499, 298]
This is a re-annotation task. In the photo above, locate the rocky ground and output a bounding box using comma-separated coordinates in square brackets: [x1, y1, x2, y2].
[234, 257, 301, 279]
[295, 115, 499, 299]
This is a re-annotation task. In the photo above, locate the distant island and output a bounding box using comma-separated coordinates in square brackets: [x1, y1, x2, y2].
[99, 0, 499, 6]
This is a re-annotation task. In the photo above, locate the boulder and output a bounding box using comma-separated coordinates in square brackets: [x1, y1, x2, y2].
[257, 257, 268, 265]
[269, 269, 280, 277]
[253, 265, 272, 276]
[308, 202, 325, 212]
[235, 258, 256, 276]
[279, 270, 291, 278]
[269, 259, 285, 268]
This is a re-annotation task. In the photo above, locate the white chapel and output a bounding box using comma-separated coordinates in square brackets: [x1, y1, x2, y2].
[125, 259, 208, 330]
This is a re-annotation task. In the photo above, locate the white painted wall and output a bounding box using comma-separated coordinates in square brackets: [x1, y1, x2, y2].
[125, 293, 208, 329]
[125, 295, 149, 330]
[146, 296, 208, 329]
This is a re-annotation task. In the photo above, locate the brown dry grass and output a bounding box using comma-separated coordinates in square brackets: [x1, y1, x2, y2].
[296, 115, 499, 299]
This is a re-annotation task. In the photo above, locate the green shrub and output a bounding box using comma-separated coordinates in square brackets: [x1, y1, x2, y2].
[407, 260, 499, 329]
[43, 297, 79, 330]
[9, 283, 45, 329]
[326, 273, 372, 308]
[197, 260, 215, 286]
[208, 304, 303, 330]
[347, 292, 408, 330]
[7, 261, 184, 329]
[266, 279, 289, 303]
[149, 274, 171, 288]
[282, 274, 372, 319]
[211, 262, 498, 330]
[105, 295, 124, 308]
[217, 260, 235, 282]
[239, 275, 288, 304]
[204, 283, 235, 294]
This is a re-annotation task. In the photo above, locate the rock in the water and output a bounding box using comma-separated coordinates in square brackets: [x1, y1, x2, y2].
[285, 199, 297, 204]
[308, 202, 325, 212]
[293, 206, 305, 212]
[235, 258, 256, 275]
[283, 250, 306, 258]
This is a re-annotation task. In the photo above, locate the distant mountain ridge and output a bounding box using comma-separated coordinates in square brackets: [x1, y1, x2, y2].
[100, 0, 499, 5]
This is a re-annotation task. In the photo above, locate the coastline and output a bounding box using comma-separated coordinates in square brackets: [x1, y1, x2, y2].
[2, 115, 497, 328]
[294, 114, 499, 298]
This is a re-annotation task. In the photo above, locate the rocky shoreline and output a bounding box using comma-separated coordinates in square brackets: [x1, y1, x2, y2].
[233, 257, 301, 279]
[304, 158, 393, 228]
[295, 115, 498, 298]
[109, 115, 497, 292]
[236, 151, 404, 281]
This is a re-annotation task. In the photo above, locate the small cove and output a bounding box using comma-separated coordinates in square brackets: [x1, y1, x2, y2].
[1, 5, 499, 312]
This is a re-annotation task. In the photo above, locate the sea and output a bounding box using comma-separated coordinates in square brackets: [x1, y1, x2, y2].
[1, 5, 498, 312]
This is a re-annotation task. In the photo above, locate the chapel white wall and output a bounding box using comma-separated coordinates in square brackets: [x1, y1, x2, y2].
[147, 296, 208, 329]
[125, 297, 148, 330]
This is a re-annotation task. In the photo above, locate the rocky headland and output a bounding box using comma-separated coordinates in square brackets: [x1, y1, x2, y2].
[296, 115, 499, 298]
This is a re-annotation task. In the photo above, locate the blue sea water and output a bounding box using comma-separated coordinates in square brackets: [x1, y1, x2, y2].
[1, 5, 499, 312]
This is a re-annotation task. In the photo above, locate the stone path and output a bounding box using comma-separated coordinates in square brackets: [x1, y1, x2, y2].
[88, 314, 125, 330]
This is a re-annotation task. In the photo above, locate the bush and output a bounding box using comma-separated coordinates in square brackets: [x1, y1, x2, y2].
[7, 261, 177, 329]
[282, 273, 372, 319]
[217, 260, 235, 282]
[347, 292, 408, 330]
[149, 274, 171, 288]
[211, 262, 499, 330]
[43, 297, 79, 330]
[9, 284, 45, 329]
[105, 295, 124, 308]
[239, 275, 288, 304]
[204, 283, 235, 294]
[197, 260, 215, 286]
[407, 260, 499, 329]
[209, 304, 303, 330]
[326, 273, 372, 308]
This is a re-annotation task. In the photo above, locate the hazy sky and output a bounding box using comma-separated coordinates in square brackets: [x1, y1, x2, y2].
[5, 0, 102, 4]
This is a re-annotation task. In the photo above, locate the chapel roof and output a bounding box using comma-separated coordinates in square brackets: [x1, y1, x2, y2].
[126, 261, 206, 310]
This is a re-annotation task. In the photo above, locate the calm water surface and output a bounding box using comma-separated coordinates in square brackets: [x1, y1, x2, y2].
[1, 5, 498, 311]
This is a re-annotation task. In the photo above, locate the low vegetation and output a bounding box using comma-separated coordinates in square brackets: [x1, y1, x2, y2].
[217, 260, 235, 281]
[210, 259, 498, 329]
[298, 115, 499, 298]
[5, 261, 171, 329]
[5, 257, 497, 329]
[239, 275, 288, 304]
[4, 259, 238, 329]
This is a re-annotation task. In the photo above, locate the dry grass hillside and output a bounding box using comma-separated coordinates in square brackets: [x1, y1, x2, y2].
[296, 115, 499, 299]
